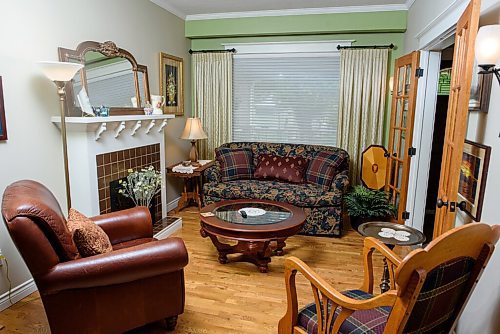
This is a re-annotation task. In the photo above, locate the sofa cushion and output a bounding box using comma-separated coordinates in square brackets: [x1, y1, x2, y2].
[204, 180, 342, 207]
[306, 151, 346, 190]
[67, 209, 113, 257]
[254, 154, 309, 183]
[215, 147, 254, 182]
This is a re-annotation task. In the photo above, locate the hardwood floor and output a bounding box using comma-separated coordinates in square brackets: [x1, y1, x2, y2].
[0, 207, 398, 334]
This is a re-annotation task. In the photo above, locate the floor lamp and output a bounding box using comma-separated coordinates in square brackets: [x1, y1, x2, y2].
[38, 61, 83, 211]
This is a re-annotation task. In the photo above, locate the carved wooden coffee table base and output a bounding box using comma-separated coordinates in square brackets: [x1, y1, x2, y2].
[200, 227, 286, 273]
[199, 199, 305, 273]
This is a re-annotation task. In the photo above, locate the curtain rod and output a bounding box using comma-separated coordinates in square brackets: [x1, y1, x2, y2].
[337, 43, 394, 50]
[189, 48, 236, 54]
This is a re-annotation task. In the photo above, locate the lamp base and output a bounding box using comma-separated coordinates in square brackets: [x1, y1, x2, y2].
[189, 140, 199, 166]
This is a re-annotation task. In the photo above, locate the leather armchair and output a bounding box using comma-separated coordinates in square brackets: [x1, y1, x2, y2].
[1, 180, 189, 334]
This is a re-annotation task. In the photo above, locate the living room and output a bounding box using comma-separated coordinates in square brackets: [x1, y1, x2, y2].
[0, 0, 499, 333]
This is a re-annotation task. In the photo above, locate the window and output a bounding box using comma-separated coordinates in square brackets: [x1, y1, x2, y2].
[230, 42, 347, 146]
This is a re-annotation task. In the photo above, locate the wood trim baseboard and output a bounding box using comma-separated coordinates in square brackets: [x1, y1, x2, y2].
[0, 279, 37, 312]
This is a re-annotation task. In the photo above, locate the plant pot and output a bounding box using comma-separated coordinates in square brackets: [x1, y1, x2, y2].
[349, 215, 392, 234]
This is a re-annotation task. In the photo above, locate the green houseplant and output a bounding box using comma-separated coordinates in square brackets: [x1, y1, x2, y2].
[344, 185, 396, 232]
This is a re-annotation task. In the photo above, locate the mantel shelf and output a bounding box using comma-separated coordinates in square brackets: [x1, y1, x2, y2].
[51, 114, 175, 124]
[51, 115, 175, 140]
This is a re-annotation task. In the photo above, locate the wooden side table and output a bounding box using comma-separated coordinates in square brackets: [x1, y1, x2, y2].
[358, 221, 425, 293]
[166, 160, 214, 213]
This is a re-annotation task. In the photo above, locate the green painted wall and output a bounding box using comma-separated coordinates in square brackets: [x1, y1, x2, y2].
[186, 11, 406, 38]
[186, 11, 407, 145]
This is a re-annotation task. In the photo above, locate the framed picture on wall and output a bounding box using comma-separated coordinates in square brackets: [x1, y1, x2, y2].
[159, 52, 184, 116]
[0, 76, 7, 141]
[469, 61, 493, 113]
[457, 140, 491, 221]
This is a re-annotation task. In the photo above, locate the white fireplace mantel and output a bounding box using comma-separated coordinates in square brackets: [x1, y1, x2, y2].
[51, 114, 174, 222]
[51, 115, 174, 141]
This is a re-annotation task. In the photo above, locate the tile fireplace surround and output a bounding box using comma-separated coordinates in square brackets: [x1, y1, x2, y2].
[52, 115, 179, 236]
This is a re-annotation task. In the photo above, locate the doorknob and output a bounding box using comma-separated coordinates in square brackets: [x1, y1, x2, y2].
[458, 201, 467, 211]
[436, 198, 448, 208]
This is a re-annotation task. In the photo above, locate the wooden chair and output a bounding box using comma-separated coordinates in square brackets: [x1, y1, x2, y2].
[278, 223, 499, 334]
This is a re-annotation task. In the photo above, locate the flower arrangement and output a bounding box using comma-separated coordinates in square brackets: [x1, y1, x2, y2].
[118, 166, 162, 208]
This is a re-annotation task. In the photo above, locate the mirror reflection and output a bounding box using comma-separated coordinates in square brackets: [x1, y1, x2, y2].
[58, 41, 151, 116]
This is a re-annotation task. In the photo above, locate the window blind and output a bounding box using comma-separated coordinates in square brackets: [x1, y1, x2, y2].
[233, 55, 340, 146]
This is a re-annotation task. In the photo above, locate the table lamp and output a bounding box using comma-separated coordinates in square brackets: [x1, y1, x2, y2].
[38, 61, 84, 210]
[180, 117, 208, 166]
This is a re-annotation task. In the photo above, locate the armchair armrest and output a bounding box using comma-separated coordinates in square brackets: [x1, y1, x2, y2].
[90, 206, 153, 245]
[330, 170, 349, 193]
[361, 237, 402, 293]
[279, 256, 396, 334]
[39, 237, 188, 294]
[204, 162, 221, 183]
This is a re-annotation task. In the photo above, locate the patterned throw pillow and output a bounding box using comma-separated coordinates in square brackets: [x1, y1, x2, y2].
[306, 151, 345, 190]
[254, 154, 309, 183]
[215, 147, 254, 182]
[67, 209, 113, 257]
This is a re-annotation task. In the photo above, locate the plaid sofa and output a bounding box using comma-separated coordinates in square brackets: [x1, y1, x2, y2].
[203, 142, 349, 237]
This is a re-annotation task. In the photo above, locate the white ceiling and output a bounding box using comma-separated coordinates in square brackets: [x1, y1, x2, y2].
[151, 0, 414, 20]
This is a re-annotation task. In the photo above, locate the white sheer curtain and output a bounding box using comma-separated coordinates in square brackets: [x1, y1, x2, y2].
[192, 52, 233, 159]
[337, 49, 389, 184]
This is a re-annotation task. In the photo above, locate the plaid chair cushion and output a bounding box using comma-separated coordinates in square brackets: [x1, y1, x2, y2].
[215, 147, 254, 182]
[402, 257, 475, 334]
[254, 154, 309, 183]
[298, 289, 391, 334]
[306, 151, 346, 190]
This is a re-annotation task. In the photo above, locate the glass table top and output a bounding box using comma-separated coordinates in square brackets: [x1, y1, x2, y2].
[214, 202, 291, 225]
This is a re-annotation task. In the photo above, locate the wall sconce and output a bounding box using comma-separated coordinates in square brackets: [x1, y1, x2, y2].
[475, 24, 500, 85]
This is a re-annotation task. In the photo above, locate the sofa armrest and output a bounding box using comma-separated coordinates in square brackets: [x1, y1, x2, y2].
[39, 237, 188, 294]
[90, 207, 153, 245]
[331, 170, 350, 193]
[204, 162, 221, 183]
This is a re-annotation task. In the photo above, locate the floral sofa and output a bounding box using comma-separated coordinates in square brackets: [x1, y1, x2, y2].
[203, 142, 350, 237]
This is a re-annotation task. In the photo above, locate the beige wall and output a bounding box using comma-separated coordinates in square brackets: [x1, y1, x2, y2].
[405, 1, 500, 333]
[0, 0, 190, 296]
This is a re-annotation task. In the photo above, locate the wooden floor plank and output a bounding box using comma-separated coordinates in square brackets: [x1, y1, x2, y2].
[0, 206, 397, 333]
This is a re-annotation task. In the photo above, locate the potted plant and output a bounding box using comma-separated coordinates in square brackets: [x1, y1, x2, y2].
[344, 185, 396, 232]
[118, 166, 162, 221]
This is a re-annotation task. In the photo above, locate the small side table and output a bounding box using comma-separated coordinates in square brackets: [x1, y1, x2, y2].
[167, 160, 214, 213]
[358, 221, 425, 293]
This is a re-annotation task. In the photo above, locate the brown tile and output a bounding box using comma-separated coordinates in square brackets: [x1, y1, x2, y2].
[104, 164, 111, 176]
[96, 155, 104, 166]
[99, 189, 105, 200]
[98, 177, 105, 189]
[118, 151, 124, 161]
[104, 154, 111, 164]
[97, 166, 104, 178]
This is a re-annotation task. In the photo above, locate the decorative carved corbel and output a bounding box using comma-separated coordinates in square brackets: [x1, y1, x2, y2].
[131, 121, 142, 136]
[145, 120, 156, 134]
[114, 121, 126, 138]
[95, 123, 107, 141]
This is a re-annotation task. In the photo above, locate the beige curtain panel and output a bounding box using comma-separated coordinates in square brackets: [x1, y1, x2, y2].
[192, 52, 233, 160]
[337, 48, 389, 184]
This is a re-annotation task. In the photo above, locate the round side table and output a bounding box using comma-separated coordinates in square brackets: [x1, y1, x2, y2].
[358, 221, 426, 293]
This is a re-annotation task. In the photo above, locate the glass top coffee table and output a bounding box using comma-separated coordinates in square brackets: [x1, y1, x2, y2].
[199, 199, 306, 273]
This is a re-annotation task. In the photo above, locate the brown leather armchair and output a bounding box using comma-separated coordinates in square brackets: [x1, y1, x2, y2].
[1, 180, 189, 334]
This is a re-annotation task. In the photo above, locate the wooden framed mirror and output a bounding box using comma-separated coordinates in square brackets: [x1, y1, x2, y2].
[58, 41, 150, 116]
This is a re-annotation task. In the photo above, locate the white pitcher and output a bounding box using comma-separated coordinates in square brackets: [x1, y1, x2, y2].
[151, 95, 165, 115]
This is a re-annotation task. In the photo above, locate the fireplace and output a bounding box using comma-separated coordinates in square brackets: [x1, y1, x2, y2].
[109, 177, 158, 223]
[96, 144, 162, 223]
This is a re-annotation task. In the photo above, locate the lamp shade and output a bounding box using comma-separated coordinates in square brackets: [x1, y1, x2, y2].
[38, 61, 83, 82]
[180, 118, 208, 140]
[475, 25, 500, 65]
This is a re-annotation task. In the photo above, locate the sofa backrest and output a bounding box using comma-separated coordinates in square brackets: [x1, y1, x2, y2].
[218, 142, 349, 172]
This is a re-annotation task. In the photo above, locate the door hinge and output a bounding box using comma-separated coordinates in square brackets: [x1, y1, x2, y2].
[408, 147, 417, 156]
[416, 68, 424, 77]
[402, 211, 410, 220]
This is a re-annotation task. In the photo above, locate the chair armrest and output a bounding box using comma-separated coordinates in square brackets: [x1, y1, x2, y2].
[330, 170, 349, 193]
[204, 163, 221, 183]
[279, 256, 396, 334]
[90, 206, 153, 244]
[38, 237, 188, 294]
[361, 237, 402, 293]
